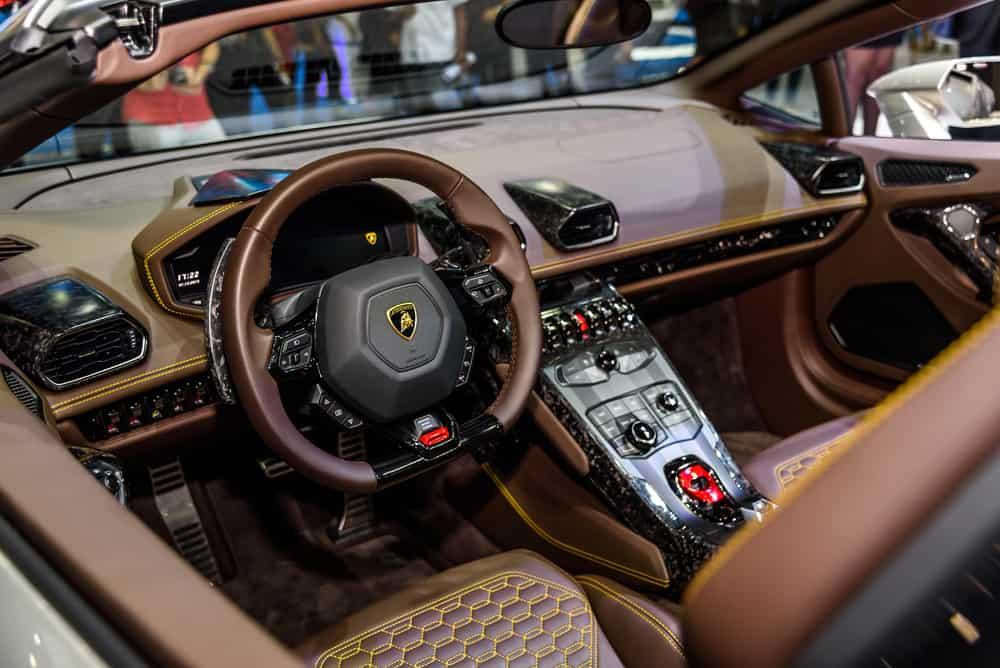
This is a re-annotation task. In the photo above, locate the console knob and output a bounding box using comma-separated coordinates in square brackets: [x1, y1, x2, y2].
[596, 349, 618, 372]
[658, 392, 680, 413]
[626, 420, 657, 449]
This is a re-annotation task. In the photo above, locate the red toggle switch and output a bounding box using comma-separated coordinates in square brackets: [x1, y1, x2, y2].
[676, 464, 725, 505]
[418, 426, 451, 448]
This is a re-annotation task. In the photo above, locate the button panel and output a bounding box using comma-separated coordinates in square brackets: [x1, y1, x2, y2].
[541, 296, 638, 355]
[455, 338, 476, 387]
[309, 385, 364, 431]
[586, 382, 701, 458]
[462, 267, 509, 306]
[278, 329, 313, 373]
[77, 373, 217, 441]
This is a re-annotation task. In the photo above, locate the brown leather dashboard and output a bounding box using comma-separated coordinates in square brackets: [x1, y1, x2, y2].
[0, 104, 867, 446]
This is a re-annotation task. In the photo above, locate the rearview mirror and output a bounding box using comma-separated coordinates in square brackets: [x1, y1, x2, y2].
[496, 0, 652, 49]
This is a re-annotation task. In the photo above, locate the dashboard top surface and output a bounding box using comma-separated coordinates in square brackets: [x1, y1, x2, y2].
[0, 96, 866, 421]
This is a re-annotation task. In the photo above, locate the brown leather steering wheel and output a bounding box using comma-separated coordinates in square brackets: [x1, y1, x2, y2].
[222, 149, 541, 493]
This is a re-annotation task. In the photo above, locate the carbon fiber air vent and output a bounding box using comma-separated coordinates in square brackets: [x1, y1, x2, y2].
[504, 179, 618, 251]
[761, 141, 865, 197]
[0, 277, 148, 391]
[0, 236, 35, 262]
[878, 160, 977, 186]
[2, 367, 43, 420]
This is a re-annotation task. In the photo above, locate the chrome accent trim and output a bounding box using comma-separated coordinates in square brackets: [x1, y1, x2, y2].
[39, 313, 149, 391]
[812, 158, 866, 196]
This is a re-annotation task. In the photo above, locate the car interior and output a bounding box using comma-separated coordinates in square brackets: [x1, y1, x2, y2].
[2, 0, 1000, 666]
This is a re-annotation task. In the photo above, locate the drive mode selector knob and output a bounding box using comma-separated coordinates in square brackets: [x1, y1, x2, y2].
[596, 349, 618, 372]
[626, 420, 657, 449]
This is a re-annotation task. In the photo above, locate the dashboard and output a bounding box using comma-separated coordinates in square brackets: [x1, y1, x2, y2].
[0, 101, 872, 442]
[163, 183, 414, 308]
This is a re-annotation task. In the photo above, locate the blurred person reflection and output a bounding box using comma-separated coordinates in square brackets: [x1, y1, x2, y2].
[395, 0, 471, 108]
[291, 18, 343, 122]
[843, 31, 903, 135]
[123, 46, 225, 151]
[206, 29, 295, 135]
[953, 3, 1000, 57]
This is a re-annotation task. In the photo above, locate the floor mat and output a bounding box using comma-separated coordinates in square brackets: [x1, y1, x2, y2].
[209, 475, 437, 649]
[206, 456, 498, 650]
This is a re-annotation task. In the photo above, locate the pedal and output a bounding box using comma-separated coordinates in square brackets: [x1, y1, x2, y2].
[148, 458, 222, 584]
[257, 456, 294, 479]
[331, 430, 376, 542]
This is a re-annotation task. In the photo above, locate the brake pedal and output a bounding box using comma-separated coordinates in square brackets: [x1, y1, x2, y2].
[148, 458, 223, 584]
[332, 430, 376, 542]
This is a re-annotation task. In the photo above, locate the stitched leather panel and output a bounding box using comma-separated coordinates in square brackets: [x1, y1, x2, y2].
[314, 571, 595, 668]
[774, 439, 844, 490]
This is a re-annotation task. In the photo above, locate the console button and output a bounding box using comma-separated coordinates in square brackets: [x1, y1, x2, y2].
[623, 395, 644, 413]
[606, 399, 630, 417]
[596, 349, 618, 372]
[598, 421, 623, 440]
[657, 392, 681, 413]
[626, 420, 657, 450]
[588, 405, 614, 425]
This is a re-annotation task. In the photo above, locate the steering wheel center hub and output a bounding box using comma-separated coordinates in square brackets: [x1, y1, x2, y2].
[314, 257, 467, 423]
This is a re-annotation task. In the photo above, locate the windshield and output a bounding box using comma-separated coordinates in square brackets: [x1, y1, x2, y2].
[11, 0, 816, 170]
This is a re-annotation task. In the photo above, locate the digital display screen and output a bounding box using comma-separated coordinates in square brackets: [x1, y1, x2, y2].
[0, 277, 119, 330]
[190, 169, 292, 206]
[164, 183, 414, 307]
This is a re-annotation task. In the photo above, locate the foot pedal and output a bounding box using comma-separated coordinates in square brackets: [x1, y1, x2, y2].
[332, 430, 376, 542]
[148, 458, 222, 583]
[257, 456, 294, 479]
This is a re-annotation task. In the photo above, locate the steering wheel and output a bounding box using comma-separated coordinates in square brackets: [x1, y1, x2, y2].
[222, 149, 541, 493]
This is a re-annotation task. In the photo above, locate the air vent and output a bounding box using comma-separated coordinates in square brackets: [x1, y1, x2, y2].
[0, 236, 35, 262]
[878, 160, 977, 187]
[761, 141, 865, 197]
[504, 179, 619, 251]
[2, 367, 42, 420]
[40, 317, 147, 389]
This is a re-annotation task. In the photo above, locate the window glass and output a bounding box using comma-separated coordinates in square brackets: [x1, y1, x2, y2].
[745, 65, 820, 126]
[10, 0, 826, 170]
[840, 5, 1000, 139]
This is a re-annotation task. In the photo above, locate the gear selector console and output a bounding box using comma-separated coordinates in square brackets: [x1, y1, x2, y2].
[536, 274, 770, 585]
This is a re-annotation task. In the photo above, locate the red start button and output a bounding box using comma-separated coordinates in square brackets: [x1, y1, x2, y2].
[418, 426, 451, 448]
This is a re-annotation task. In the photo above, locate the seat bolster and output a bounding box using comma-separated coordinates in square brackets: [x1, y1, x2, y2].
[577, 575, 686, 668]
[743, 413, 863, 499]
[299, 549, 623, 668]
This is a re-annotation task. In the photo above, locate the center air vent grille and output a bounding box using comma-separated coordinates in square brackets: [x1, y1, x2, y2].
[2, 367, 43, 420]
[504, 179, 619, 251]
[0, 236, 35, 262]
[761, 141, 865, 197]
[40, 318, 147, 389]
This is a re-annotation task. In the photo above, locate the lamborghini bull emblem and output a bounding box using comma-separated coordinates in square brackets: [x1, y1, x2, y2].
[387, 302, 417, 341]
[365, 231, 378, 245]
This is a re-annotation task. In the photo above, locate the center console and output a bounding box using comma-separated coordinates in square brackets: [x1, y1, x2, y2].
[535, 274, 770, 586]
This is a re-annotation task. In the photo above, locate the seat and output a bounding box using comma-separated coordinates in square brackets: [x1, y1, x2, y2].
[298, 549, 685, 668]
[740, 413, 862, 500]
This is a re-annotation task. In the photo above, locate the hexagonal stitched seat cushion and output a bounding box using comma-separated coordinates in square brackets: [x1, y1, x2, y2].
[298, 550, 685, 668]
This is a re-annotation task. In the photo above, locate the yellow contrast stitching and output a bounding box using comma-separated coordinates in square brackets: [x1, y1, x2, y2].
[51, 355, 207, 412]
[482, 464, 671, 589]
[315, 570, 596, 668]
[577, 576, 684, 657]
[772, 432, 854, 490]
[142, 203, 242, 317]
[685, 304, 1000, 605]
[531, 196, 866, 274]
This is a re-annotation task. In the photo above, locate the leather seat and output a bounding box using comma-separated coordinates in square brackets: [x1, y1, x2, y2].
[299, 549, 685, 668]
[741, 413, 862, 500]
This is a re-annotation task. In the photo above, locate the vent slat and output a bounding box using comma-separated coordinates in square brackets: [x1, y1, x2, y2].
[2, 368, 43, 420]
[0, 236, 34, 262]
[41, 318, 146, 388]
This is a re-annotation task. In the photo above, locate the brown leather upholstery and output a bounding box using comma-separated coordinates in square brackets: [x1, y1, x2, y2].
[577, 575, 685, 668]
[742, 413, 862, 500]
[298, 550, 684, 668]
[684, 304, 1000, 666]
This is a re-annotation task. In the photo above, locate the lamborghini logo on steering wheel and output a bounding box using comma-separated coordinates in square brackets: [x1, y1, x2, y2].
[387, 302, 417, 341]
